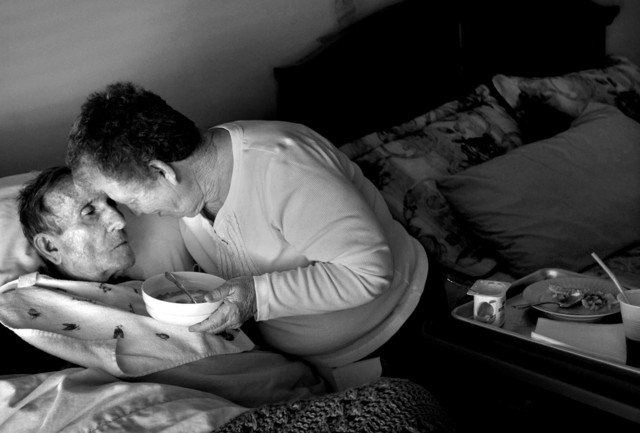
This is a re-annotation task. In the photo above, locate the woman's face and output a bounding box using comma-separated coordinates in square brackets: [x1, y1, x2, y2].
[76, 167, 201, 218]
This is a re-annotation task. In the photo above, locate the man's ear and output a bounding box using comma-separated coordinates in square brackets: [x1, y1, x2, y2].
[33, 233, 62, 265]
[149, 160, 178, 185]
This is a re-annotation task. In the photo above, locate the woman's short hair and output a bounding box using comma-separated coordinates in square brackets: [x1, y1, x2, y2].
[17, 166, 71, 247]
[66, 81, 201, 182]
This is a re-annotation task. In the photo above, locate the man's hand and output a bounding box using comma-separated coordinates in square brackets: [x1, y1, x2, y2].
[188, 276, 257, 334]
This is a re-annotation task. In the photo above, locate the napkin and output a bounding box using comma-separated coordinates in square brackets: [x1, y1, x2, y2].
[531, 318, 626, 364]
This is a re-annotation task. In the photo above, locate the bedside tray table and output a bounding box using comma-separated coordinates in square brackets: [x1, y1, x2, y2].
[422, 268, 640, 425]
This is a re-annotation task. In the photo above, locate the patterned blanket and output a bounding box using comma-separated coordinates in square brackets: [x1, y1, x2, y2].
[0, 273, 253, 377]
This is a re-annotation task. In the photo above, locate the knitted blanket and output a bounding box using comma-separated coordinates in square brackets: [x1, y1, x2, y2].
[215, 377, 456, 433]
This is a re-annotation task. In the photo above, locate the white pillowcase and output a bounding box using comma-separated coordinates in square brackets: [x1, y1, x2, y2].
[0, 171, 195, 285]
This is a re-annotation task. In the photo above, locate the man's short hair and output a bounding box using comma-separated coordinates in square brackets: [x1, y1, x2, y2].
[18, 166, 71, 248]
[66, 81, 201, 182]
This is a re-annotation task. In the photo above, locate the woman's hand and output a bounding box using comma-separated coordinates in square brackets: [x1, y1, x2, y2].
[188, 276, 257, 334]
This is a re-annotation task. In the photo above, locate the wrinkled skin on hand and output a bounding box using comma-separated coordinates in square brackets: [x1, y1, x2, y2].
[188, 276, 257, 334]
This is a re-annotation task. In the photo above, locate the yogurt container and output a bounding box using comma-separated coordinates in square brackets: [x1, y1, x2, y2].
[467, 280, 510, 327]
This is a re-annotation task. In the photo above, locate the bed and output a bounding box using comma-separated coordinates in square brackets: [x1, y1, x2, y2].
[2, 0, 640, 431]
[274, 0, 640, 308]
[0, 171, 454, 432]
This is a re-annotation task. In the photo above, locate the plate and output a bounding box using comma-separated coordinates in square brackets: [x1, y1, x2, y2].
[522, 277, 621, 322]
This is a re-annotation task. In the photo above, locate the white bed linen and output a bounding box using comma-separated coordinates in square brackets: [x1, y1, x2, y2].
[0, 367, 247, 433]
[0, 273, 328, 410]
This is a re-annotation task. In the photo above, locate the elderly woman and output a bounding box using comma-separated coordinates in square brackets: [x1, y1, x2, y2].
[66, 82, 438, 383]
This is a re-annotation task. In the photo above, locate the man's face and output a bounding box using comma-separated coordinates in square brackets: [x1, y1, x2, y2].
[44, 179, 135, 282]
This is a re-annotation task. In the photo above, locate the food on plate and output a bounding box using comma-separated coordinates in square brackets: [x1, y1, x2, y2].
[547, 283, 618, 311]
[548, 284, 582, 303]
[581, 291, 617, 311]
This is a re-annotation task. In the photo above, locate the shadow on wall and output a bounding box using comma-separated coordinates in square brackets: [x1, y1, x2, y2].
[0, 0, 360, 177]
[596, 0, 640, 66]
[0, 0, 637, 177]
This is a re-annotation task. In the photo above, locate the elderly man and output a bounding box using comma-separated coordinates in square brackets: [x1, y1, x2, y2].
[1, 165, 136, 374]
[17, 165, 135, 283]
[1, 165, 326, 406]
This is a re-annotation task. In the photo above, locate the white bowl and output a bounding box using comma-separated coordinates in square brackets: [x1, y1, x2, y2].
[142, 271, 225, 326]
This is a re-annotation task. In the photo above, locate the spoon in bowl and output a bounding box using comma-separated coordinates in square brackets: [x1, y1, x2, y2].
[164, 272, 198, 304]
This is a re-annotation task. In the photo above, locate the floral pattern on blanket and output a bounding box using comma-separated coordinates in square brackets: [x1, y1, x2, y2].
[340, 57, 640, 281]
[492, 55, 640, 123]
[341, 85, 522, 277]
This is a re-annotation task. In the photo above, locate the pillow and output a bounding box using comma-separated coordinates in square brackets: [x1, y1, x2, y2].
[0, 173, 46, 286]
[437, 102, 640, 277]
[0, 172, 195, 286]
[492, 55, 640, 125]
[348, 85, 521, 277]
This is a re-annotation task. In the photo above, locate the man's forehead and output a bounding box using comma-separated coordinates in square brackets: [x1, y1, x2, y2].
[73, 164, 112, 189]
[46, 178, 100, 213]
[72, 167, 97, 190]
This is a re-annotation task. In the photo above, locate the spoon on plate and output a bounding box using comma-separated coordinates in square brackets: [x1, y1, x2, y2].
[512, 292, 584, 309]
[164, 272, 198, 304]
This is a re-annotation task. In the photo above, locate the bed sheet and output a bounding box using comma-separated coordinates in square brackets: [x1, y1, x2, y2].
[0, 367, 247, 433]
[0, 369, 456, 433]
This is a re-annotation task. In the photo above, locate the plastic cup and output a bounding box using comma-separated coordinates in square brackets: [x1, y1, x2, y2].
[468, 280, 510, 327]
[617, 289, 640, 367]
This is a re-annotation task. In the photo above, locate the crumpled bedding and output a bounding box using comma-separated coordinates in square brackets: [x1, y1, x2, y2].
[0, 273, 328, 409]
[0, 367, 248, 433]
[0, 370, 455, 433]
[0, 273, 454, 432]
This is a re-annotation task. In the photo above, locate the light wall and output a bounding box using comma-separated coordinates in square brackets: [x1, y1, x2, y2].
[596, 0, 640, 63]
[0, 0, 399, 176]
[0, 0, 637, 177]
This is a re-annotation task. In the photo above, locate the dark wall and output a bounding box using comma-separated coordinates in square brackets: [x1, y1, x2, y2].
[275, 0, 619, 145]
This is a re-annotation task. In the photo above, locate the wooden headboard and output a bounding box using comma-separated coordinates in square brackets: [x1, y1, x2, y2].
[274, 0, 619, 145]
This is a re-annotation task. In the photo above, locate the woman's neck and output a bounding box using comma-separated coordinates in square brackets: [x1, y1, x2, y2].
[192, 127, 233, 217]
